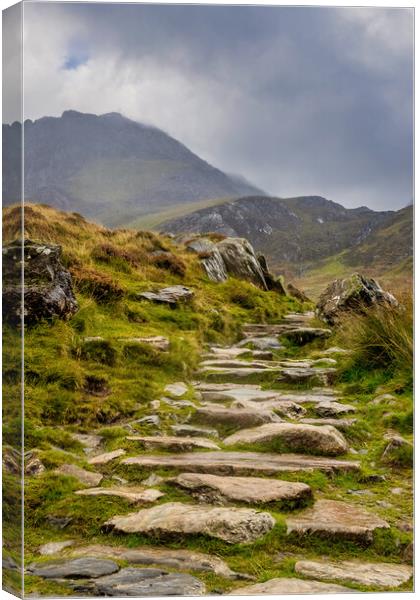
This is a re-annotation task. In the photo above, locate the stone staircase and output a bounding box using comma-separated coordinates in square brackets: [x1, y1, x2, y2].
[29, 311, 413, 595]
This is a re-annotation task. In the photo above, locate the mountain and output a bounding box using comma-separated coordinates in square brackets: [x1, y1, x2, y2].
[160, 196, 389, 267]
[2, 110, 264, 227]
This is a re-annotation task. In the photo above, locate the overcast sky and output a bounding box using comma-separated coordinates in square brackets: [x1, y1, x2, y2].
[5, 2, 414, 211]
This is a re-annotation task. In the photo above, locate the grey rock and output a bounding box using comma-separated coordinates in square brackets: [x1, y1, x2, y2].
[90, 567, 206, 596]
[55, 464, 103, 487]
[126, 435, 220, 451]
[278, 366, 336, 386]
[286, 499, 389, 543]
[317, 273, 398, 325]
[295, 559, 413, 589]
[138, 285, 193, 306]
[236, 336, 283, 350]
[287, 283, 311, 302]
[28, 557, 119, 579]
[122, 451, 360, 476]
[186, 237, 228, 283]
[229, 578, 352, 594]
[172, 473, 312, 507]
[164, 382, 189, 397]
[118, 335, 170, 351]
[39, 540, 75, 556]
[223, 423, 348, 456]
[75, 486, 164, 503]
[171, 424, 219, 438]
[381, 433, 413, 463]
[105, 502, 275, 544]
[88, 449, 126, 466]
[216, 237, 268, 289]
[192, 405, 281, 429]
[315, 401, 356, 417]
[69, 544, 241, 579]
[3, 239, 78, 325]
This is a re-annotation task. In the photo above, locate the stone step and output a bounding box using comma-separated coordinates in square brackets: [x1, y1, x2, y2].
[315, 401, 356, 417]
[229, 578, 352, 594]
[170, 424, 219, 438]
[121, 451, 360, 476]
[282, 311, 315, 322]
[194, 383, 339, 405]
[88, 449, 126, 466]
[191, 405, 281, 429]
[235, 336, 283, 350]
[75, 486, 164, 504]
[205, 346, 252, 359]
[67, 544, 247, 580]
[170, 473, 312, 507]
[231, 398, 306, 419]
[199, 359, 275, 370]
[104, 502, 275, 544]
[294, 559, 413, 589]
[300, 418, 357, 431]
[286, 499, 389, 544]
[277, 367, 336, 386]
[55, 464, 103, 487]
[223, 423, 348, 456]
[198, 366, 282, 380]
[126, 435, 220, 452]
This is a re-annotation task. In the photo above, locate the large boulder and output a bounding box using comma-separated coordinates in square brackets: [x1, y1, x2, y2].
[316, 273, 398, 325]
[186, 238, 228, 282]
[216, 237, 268, 289]
[3, 239, 78, 325]
[257, 255, 287, 294]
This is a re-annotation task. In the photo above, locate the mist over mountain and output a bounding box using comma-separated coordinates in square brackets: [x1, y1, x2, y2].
[2, 110, 264, 226]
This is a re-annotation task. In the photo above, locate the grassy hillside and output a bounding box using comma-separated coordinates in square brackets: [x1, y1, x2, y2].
[3, 202, 302, 434]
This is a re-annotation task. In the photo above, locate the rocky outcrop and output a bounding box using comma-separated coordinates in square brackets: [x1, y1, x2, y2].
[287, 283, 311, 302]
[3, 239, 78, 325]
[186, 235, 283, 290]
[316, 273, 398, 325]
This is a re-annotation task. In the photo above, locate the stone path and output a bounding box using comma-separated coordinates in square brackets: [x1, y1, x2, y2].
[32, 311, 413, 594]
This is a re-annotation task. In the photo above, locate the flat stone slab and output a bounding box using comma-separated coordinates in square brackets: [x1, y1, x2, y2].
[192, 405, 281, 428]
[195, 383, 283, 404]
[138, 285, 194, 305]
[28, 557, 119, 579]
[171, 424, 219, 438]
[87, 567, 206, 596]
[172, 473, 312, 507]
[88, 449, 126, 465]
[39, 540, 75, 556]
[75, 486, 164, 503]
[232, 398, 306, 419]
[286, 499, 389, 543]
[278, 367, 336, 386]
[236, 336, 283, 350]
[300, 418, 357, 431]
[69, 544, 242, 579]
[119, 336, 170, 351]
[164, 382, 188, 397]
[122, 451, 360, 476]
[199, 359, 273, 370]
[71, 433, 102, 450]
[230, 577, 352, 594]
[224, 423, 348, 456]
[316, 401, 356, 417]
[104, 502, 275, 544]
[55, 464, 103, 487]
[295, 559, 413, 589]
[126, 435, 220, 451]
[207, 346, 251, 358]
[199, 367, 282, 380]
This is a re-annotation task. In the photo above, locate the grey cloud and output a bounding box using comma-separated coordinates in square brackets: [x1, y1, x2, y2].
[16, 3, 415, 210]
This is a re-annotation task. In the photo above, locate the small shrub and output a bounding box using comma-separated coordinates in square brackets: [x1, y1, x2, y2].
[149, 252, 186, 277]
[122, 342, 163, 366]
[78, 339, 117, 366]
[70, 266, 124, 303]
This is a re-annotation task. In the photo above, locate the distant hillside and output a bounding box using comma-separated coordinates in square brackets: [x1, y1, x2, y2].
[2, 111, 263, 227]
[160, 195, 406, 273]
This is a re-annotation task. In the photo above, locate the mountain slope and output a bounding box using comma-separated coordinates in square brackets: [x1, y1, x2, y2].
[2, 111, 263, 226]
[160, 195, 403, 276]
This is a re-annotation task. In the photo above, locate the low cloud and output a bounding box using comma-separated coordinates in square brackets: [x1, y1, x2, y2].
[4, 3, 413, 211]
